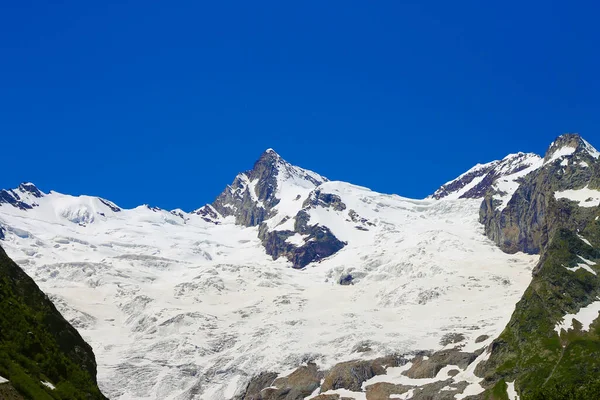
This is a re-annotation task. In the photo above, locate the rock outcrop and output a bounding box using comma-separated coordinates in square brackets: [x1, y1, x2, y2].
[237, 363, 322, 400]
[195, 149, 348, 268]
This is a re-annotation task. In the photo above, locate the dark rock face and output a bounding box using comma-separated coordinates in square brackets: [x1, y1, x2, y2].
[0, 245, 106, 399]
[289, 225, 346, 269]
[0, 189, 33, 210]
[194, 204, 221, 224]
[480, 134, 600, 254]
[302, 190, 346, 211]
[0, 225, 4, 240]
[17, 183, 42, 198]
[0, 183, 46, 210]
[99, 198, 121, 212]
[258, 216, 346, 269]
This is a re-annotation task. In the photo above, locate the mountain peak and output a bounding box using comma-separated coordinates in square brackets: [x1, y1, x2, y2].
[17, 182, 44, 198]
[196, 150, 327, 227]
[431, 152, 542, 201]
[544, 133, 600, 163]
[264, 148, 278, 156]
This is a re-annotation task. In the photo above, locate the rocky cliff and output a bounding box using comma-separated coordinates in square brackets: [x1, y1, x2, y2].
[480, 133, 600, 254]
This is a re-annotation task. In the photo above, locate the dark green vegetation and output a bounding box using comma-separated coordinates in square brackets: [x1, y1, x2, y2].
[473, 135, 600, 399]
[0, 246, 106, 399]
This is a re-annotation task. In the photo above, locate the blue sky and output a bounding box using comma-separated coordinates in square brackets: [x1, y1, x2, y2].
[1, 1, 599, 210]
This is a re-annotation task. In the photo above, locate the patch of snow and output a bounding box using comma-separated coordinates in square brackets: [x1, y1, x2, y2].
[554, 186, 600, 208]
[440, 161, 497, 188]
[545, 145, 576, 164]
[441, 175, 486, 200]
[564, 255, 598, 275]
[578, 234, 593, 247]
[41, 381, 55, 390]
[506, 381, 519, 400]
[578, 255, 595, 266]
[565, 264, 597, 276]
[582, 138, 600, 159]
[492, 155, 543, 212]
[285, 233, 306, 246]
[555, 298, 600, 335]
[0, 375, 8, 384]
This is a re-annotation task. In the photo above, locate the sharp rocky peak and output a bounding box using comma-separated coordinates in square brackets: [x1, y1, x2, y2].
[195, 149, 327, 227]
[17, 182, 44, 198]
[0, 182, 45, 210]
[544, 133, 600, 163]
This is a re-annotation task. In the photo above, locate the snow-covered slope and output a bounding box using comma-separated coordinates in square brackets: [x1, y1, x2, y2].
[0, 178, 538, 399]
[430, 152, 543, 208]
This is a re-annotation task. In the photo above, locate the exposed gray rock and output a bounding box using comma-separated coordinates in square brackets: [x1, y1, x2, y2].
[238, 363, 322, 400]
[474, 335, 489, 344]
[302, 190, 346, 211]
[194, 204, 221, 224]
[236, 372, 278, 400]
[439, 333, 465, 346]
[258, 211, 346, 269]
[192, 149, 347, 268]
[410, 379, 469, 400]
[99, 198, 121, 212]
[403, 348, 479, 379]
[480, 134, 600, 254]
[320, 356, 405, 393]
[204, 149, 327, 227]
[365, 382, 413, 399]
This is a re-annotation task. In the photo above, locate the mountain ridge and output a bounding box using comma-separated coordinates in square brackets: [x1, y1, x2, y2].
[1, 133, 599, 399]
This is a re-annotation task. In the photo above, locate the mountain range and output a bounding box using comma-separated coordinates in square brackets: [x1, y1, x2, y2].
[1, 133, 600, 399]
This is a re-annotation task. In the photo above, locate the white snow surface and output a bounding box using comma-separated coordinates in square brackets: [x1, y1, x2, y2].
[42, 381, 56, 390]
[555, 298, 600, 335]
[554, 186, 600, 207]
[490, 154, 543, 212]
[506, 381, 519, 400]
[582, 138, 600, 159]
[545, 145, 576, 164]
[432, 152, 543, 211]
[0, 375, 8, 384]
[0, 181, 538, 400]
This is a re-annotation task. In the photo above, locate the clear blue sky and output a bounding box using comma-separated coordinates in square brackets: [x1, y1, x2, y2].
[1, 1, 599, 210]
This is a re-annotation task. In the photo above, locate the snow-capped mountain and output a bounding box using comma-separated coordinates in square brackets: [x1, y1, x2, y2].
[1, 134, 599, 399]
[430, 152, 543, 210]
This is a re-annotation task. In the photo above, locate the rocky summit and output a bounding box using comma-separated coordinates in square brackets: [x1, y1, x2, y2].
[1, 134, 600, 399]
